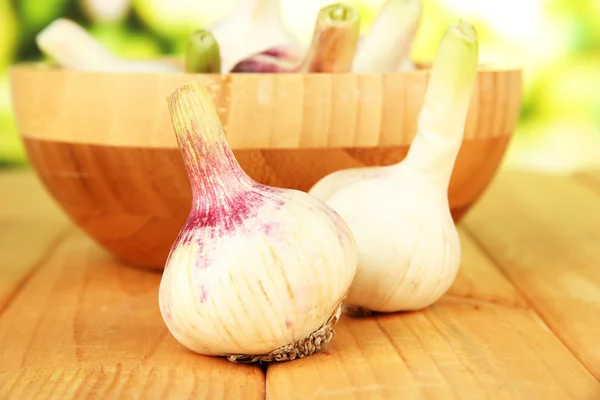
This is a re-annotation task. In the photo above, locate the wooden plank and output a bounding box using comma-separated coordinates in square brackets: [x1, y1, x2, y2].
[463, 171, 600, 380]
[266, 231, 600, 399]
[0, 232, 265, 399]
[266, 298, 599, 399]
[0, 168, 71, 311]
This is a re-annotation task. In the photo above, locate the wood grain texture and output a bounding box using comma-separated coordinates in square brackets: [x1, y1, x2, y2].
[0, 168, 71, 311]
[462, 171, 600, 380]
[2, 169, 600, 399]
[265, 231, 600, 399]
[0, 232, 265, 400]
[445, 230, 527, 308]
[10, 64, 522, 148]
[266, 301, 599, 400]
[24, 135, 510, 269]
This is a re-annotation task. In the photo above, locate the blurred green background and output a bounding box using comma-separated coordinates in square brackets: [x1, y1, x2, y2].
[1, 0, 598, 171]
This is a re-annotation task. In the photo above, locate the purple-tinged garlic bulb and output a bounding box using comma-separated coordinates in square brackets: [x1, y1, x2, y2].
[158, 81, 357, 362]
[210, 0, 303, 73]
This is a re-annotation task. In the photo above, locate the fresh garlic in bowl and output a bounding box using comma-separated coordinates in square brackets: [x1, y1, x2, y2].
[158, 81, 358, 362]
[231, 3, 360, 73]
[309, 20, 479, 314]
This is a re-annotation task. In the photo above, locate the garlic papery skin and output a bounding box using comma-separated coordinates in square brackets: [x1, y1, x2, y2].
[352, 0, 421, 73]
[309, 21, 479, 313]
[36, 18, 181, 73]
[159, 81, 357, 362]
[185, 30, 221, 73]
[231, 3, 360, 73]
[210, 0, 302, 73]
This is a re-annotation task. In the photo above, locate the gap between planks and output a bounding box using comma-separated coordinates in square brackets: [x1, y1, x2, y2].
[461, 170, 600, 383]
[460, 230, 600, 386]
[0, 231, 266, 400]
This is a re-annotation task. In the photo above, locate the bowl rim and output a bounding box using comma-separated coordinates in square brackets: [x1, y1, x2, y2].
[9, 60, 523, 150]
[9, 60, 523, 77]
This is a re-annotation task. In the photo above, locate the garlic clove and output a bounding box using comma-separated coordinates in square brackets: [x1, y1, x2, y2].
[210, 0, 303, 73]
[352, 0, 422, 73]
[185, 29, 222, 73]
[159, 81, 357, 361]
[231, 3, 360, 74]
[309, 20, 479, 313]
[36, 18, 181, 73]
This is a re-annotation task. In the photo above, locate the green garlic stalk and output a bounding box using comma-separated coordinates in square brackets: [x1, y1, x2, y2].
[185, 30, 222, 73]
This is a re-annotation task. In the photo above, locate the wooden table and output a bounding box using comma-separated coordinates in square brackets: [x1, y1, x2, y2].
[1, 167, 599, 399]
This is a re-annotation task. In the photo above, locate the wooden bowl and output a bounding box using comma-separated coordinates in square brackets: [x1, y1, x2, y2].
[9, 63, 522, 269]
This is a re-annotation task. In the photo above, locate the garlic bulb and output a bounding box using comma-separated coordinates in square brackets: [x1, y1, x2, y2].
[309, 20, 479, 313]
[231, 3, 360, 73]
[185, 30, 221, 73]
[36, 18, 181, 73]
[352, 0, 422, 73]
[209, 0, 302, 73]
[158, 81, 357, 362]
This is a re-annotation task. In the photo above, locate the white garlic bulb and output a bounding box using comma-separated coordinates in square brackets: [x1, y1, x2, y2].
[159, 81, 357, 362]
[309, 20, 479, 313]
[210, 0, 303, 73]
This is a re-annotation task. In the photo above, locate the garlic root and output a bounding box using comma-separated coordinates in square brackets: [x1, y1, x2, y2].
[227, 298, 344, 363]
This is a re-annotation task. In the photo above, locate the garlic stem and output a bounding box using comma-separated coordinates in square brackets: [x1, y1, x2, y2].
[236, 0, 281, 21]
[185, 30, 221, 73]
[352, 0, 422, 73]
[168, 83, 247, 205]
[300, 3, 360, 73]
[37, 18, 121, 70]
[36, 18, 181, 73]
[402, 20, 479, 189]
